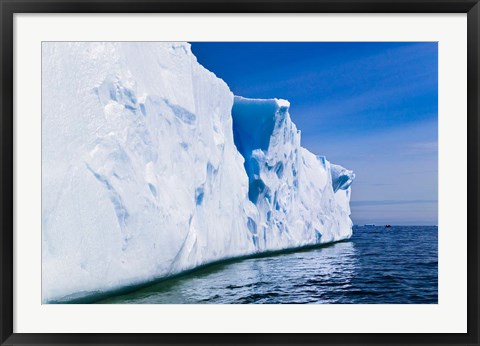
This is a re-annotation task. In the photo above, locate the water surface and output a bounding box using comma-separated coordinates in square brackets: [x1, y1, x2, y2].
[100, 226, 437, 304]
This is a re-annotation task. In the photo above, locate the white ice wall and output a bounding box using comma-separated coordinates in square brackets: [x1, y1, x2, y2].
[42, 42, 353, 302]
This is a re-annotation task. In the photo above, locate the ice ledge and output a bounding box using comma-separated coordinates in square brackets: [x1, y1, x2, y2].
[331, 164, 355, 192]
[234, 96, 290, 110]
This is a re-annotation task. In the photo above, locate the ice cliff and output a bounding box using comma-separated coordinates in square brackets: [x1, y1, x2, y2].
[233, 97, 354, 249]
[42, 42, 354, 303]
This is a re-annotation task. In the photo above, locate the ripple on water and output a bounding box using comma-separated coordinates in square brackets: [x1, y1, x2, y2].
[100, 226, 437, 304]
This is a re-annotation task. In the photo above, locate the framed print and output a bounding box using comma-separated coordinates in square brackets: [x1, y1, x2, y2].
[1, 0, 479, 345]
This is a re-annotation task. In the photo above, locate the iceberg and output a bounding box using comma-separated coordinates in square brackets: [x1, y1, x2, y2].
[42, 42, 354, 303]
[232, 96, 354, 250]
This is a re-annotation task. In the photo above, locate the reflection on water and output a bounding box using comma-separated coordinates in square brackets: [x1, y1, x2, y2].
[101, 226, 437, 304]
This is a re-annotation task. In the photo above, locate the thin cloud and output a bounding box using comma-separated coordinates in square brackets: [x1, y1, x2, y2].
[405, 141, 438, 154]
[351, 199, 437, 207]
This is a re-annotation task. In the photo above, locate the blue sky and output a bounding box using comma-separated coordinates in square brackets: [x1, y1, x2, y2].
[191, 42, 438, 225]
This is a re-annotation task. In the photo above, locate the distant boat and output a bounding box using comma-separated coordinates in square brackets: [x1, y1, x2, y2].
[364, 224, 375, 226]
[385, 224, 392, 228]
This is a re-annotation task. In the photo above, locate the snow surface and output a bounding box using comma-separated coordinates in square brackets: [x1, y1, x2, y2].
[42, 42, 354, 302]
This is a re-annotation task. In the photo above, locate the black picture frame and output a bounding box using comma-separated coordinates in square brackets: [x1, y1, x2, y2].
[1, 1, 479, 345]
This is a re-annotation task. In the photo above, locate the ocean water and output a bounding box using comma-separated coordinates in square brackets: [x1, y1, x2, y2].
[100, 226, 437, 304]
